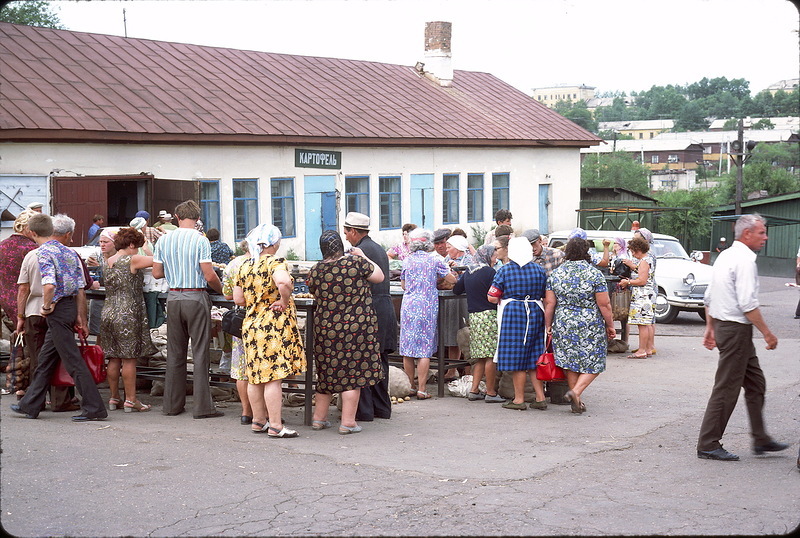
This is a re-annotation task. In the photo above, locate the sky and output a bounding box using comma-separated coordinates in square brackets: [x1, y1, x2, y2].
[40, 0, 800, 96]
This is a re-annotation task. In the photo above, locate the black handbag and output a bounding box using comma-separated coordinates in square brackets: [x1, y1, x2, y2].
[221, 307, 245, 338]
[611, 258, 632, 279]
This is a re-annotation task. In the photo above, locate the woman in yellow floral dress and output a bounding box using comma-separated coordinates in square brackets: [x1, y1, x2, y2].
[233, 224, 305, 438]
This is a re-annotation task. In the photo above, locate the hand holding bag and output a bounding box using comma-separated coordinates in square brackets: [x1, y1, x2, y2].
[221, 307, 245, 339]
[535, 334, 565, 381]
[51, 333, 107, 387]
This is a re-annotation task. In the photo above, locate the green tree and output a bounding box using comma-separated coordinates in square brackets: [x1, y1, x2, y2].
[553, 99, 598, 132]
[716, 161, 800, 204]
[654, 188, 717, 250]
[750, 118, 775, 130]
[580, 151, 651, 194]
[594, 97, 630, 122]
[674, 101, 708, 131]
[0, 0, 64, 28]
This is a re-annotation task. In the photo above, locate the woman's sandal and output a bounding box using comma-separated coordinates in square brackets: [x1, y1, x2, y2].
[565, 390, 584, 414]
[416, 391, 431, 400]
[312, 420, 332, 430]
[108, 398, 123, 411]
[268, 426, 298, 438]
[626, 353, 648, 359]
[338, 424, 362, 435]
[252, 421, 269, 433]
[124, 400, 151, 413]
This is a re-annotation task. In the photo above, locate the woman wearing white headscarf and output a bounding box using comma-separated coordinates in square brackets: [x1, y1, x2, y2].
[488, 237, 548, 410]
[233, 224, 305, 438]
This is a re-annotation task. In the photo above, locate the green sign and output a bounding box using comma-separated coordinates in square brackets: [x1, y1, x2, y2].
[295, 149, 342, 170]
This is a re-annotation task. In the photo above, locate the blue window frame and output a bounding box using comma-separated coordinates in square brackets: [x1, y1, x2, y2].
[467, 173, 484, 222]
[345, 175, 370, 216]
[271, 178, 295, 237]
[492, 173, 510, 215]
[233, 178, 258, 241]
[379, 175, 401, 230]
[442, 173, 459, 224]
[199, 180, 220, 232]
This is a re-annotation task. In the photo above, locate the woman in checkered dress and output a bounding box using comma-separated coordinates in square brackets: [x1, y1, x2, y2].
[488, 237, 548, 410]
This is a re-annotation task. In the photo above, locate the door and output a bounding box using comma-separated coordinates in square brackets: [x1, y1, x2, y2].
[538, 184, 551, 233]
[304, 175, 337, 260]
[52, 176, 111, 244]
[152, 178, 201, 222]
[410, 174, 434, 229]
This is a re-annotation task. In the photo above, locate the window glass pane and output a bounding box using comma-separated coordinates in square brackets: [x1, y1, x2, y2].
[233, 179, 258, 241]
[271, 178, 295, 237]
[199, 180, 220, 232]
[345, 175, 370, 215]
[379, 176, 401, 229]
[492, 173, 509, 215]
[443, 173, 459, 224]
[467, 173, 483, 222]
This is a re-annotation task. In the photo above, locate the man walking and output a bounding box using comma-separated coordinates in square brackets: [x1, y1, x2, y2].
[697, 214, 788, 461]
[153, 200, 223, 419]
[11, 213, 107, 422]
[343, 212, 396, 421]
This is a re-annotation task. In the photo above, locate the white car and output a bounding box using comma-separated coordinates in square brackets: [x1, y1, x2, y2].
[547, 229, 713, 323]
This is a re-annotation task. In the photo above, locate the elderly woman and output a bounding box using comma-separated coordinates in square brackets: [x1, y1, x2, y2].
[307, 230, 385, 434]
[399, 228, 456, 399]
[544, 238, 616, 414]
[619, 236, 655, 358]
[88, 228, 117, 336]
[386, 223, 418, 261]
[99, 227, 158, 412]
[222, 240, 253, 425]
[488, 237, 548, 410]
[233, 224, 305, 438]
[453, 245, 503, 402]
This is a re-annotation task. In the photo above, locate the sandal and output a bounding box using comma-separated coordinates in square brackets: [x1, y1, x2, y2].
[565, 391, 583, 414]
[338, 424, 362, 435]
[108, 398, 123, 411]
[626, 353, 648, 359]
[416, 391, 431, 400]
[268, 426, 298, 438]
[124, 400, 151, 413]
[252, 421, 269, 433]
[312, 420, 332, 430]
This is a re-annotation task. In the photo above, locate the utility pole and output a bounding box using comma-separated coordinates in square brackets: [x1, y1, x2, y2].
[734, 120, 744, 215]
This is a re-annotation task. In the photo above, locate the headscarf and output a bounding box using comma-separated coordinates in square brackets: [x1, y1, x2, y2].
[245, 224, 281, 260]
[507, 236, 533, 267]
[467, 244, 495, 274]
[320, 229, 344, 260]
[99, 228, 117, 241]
[129, 217, 147, 230]
[568, 227, 587, 240]
[12, 209, 37, 234]
[614, 236, 627, 253]
[637, 227, 653, 244]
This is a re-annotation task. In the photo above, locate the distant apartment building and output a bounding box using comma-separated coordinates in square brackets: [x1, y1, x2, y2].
[597, 120, 675, 140]
[765, 78, 799, 95]
[532, 84, 595, 108]
[708, 116, 799, 131]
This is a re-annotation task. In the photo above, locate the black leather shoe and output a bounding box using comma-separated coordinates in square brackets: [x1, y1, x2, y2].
[240, 415, 253, 425]
[697, 447, 740, 461]
[753, 441, 790, 455]
[10, 404, 37, 419]
[194, 410, 224, 419]
[164, 408, 185, 416]
[71, 415, 107, 422]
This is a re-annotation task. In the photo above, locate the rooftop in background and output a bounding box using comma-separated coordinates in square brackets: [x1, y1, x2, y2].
[707, 116, 799, 131]
[653, 129, 798, 144]
[0, 22, 599, 148]
[765, 78, 799, 93]
[598, 120, 676, 132]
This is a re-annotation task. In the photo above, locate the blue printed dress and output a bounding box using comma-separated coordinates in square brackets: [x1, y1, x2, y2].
[547, 260, 608, 374]
[399, 251, 450, 358]
[491, 261, 547, 371]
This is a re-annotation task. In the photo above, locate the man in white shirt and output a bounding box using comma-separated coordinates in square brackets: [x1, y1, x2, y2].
[697, 214, 788, 461]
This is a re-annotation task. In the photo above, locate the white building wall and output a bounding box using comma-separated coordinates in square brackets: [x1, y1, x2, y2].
[0, 142, 582, 257]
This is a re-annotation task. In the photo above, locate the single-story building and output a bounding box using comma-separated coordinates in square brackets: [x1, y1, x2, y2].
[0, 21, 600, 258]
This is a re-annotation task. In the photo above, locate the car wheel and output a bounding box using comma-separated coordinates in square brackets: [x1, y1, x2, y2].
[697, 309, 706, 321]
[654, 290, 679, 324]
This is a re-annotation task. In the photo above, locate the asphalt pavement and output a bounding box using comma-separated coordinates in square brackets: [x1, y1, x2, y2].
[1, 276, 798, 537]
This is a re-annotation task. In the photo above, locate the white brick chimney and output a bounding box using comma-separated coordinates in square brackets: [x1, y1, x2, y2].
[422, 21, 453, 87]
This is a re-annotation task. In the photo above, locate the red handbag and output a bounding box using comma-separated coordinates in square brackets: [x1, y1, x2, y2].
[535, 334, 565, 381]
[51, 334, 107, 387]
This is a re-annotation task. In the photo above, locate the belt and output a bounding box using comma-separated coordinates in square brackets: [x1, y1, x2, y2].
[170, 288, 206, 292]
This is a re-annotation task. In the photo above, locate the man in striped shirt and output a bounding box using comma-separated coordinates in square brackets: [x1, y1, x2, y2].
[153, 200, 223, 419]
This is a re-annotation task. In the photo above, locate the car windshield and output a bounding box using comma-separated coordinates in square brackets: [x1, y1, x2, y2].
[651, 239, 689, 259]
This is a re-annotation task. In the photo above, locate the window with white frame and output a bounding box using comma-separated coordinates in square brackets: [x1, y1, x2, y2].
[651, 155, 660, 164]
[667, 154, 679, 163]
[442, 173, 459, 224]
[345, 175, 370, 216]
[271, 178, 295, 237]
[467, 173, 484, 222]
[379, 175, 401, 230]
[233, 178, 258, 241]
[199, 180, 220, 232]
[492, 172, 510, 215]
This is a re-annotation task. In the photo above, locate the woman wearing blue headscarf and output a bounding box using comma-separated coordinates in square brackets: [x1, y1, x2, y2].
[233, 224, 305, 438]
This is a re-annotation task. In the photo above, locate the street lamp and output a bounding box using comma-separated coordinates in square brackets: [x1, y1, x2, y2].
[728, 119, 758, 215]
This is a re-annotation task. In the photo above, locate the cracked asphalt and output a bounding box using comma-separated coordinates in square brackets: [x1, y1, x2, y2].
[1, 276, 798, 536]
